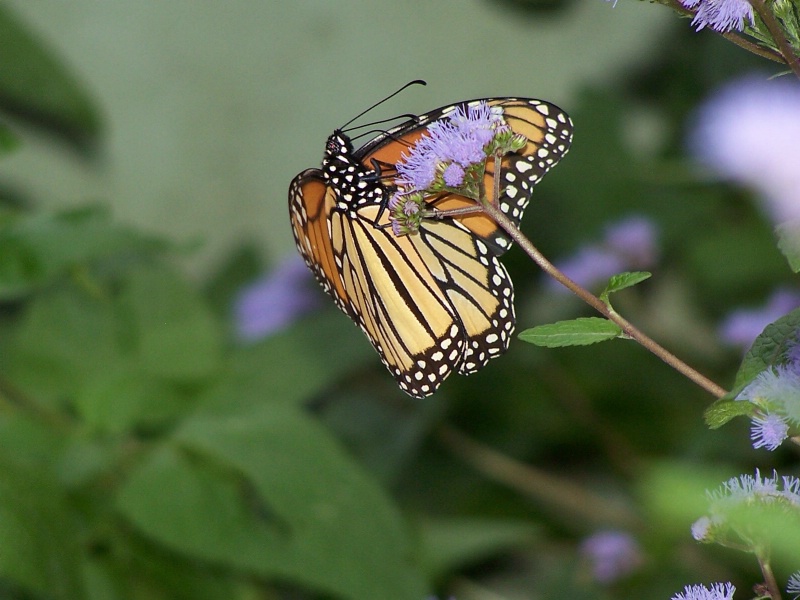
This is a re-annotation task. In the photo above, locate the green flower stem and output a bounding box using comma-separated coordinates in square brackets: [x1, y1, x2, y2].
[757, 554, 782, 600]
[477, 196, 729, 400]
[437, 424, 642, 528]
[749, 0, 800, 80]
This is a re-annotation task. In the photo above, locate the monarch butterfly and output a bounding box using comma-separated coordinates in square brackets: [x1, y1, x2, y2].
[289, 93, 572, 398]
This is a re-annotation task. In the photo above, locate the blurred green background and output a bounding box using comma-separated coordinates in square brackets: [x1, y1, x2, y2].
[3, 0, 668, 274]
[1, 2, 798, 600]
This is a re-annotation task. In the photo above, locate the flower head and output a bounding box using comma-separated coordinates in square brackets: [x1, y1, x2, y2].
[788, 570, 800, 598]
[390, 101, 519, 236]
[671, 582, 736, 600]
[579, 530, 643, 584]
[737, 360, 800, 443]
[682, 0, 754, 32]
[689, 75, 800, 225]
[234, 255, 321, 341]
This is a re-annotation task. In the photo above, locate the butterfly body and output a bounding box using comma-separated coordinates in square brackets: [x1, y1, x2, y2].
[289, 98, 572, 398]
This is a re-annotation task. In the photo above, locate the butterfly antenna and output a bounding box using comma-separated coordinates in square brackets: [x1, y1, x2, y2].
[347, 114, 419, 137]
[339, 80, 426, 130]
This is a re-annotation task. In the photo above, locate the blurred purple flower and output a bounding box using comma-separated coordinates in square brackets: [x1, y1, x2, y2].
[671, 582, 736, 600]
[234, 255, 321, 341]
[605, 216, 659, 268]
[718, 288, 800, 349]
[549, 215, 659, 293]
[580, 530, 644, 584]
[689, 75, 800, 226]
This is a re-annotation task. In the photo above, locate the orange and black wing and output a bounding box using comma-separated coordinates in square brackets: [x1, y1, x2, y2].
[357, 98, 573, 255]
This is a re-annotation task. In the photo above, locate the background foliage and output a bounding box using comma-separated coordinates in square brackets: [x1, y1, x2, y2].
[0, 2, 797, 600]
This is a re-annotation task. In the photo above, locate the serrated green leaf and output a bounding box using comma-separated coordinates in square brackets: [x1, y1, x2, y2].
[518, 317, 621, 347]
[704, 397, 755, 429]
[0, 5, 101, 150]
[601, 271, 651, 299]
[118, 400, 426, 600]
[731, 307, 800, 393]
[777, 221, 800, 273]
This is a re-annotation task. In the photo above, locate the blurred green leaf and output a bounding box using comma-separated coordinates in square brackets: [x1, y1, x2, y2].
[776, 222, 800, 273]
[74, 364, 190, 434]
[118, 401, 427, 600]
[731, 307, 800, 394]
[0, 120, 19, 154]
[518, 317, 621, 347]
[417, 517, 539, 582]
[7, 286, 122, 401]
[0, 4, 101, 150]
[229, 311, 375, 406]
[0, 459, 84, 599]
[120, 266, 222, 381]
[600, 271, 651, 301]
[0, 206, 169, 300]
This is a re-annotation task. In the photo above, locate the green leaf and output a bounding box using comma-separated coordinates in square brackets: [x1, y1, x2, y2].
[600, 271, 651, 301]
[731, 307, 800, 394]
[229, 311, 375, 406]
[74, 364, 190, 434]
[0, 459, 84, 599]
[776, 221, 800, 273]
[117, 400, 426, 600]
[0, 206, 168, 300]
[0, 120, 19, 154]
[7, 287, 123, 401]
[0, 4, 101, 150]
[418, 517, 538, 582]
[703, 396, 755, 429]
[120, 266, 222, 381]
[518, 317, 622, 347]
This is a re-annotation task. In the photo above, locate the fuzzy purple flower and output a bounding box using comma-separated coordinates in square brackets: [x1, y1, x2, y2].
[395, 101, 507, 194]
[750, 412, 790, 450]
[689, 75, 800, 225]
[580, 530, 644, 584]
[549, 215, 659, 292]
[718, 288, 800, 349]
[671, 582, 736, 600]
[443, 163, 466, 187]
[738, 363, 800, 426]
[681, 0, 754, 32]
[234, 255, 321, 341]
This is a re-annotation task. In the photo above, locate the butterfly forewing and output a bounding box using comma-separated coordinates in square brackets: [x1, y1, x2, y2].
[288, 95, 571, 398]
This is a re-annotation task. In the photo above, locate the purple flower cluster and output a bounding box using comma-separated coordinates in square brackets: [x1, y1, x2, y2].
[389, 101, 516, 236]
[395, 102, 505, 192]
[680, 0, 754, 32]
[691, 470, 800, 554]
[736, 362, 800, 451]
[548, 215, 659, 293]
[671, 582, 736, 600]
